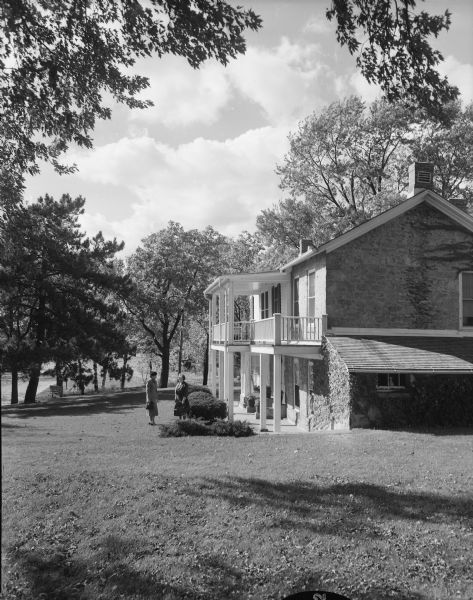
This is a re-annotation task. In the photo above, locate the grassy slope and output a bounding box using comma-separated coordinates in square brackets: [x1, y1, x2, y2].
[2, 390, 473, 600]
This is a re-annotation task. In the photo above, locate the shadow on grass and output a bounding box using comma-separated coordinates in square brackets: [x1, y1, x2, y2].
[6, 534, 429, 600]
[0, 390, 175, 420]
[187, 476, 473, 537]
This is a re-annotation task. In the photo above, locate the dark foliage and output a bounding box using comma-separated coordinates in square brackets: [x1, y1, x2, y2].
[188, 391, 227, 421]
[159, 418, 254, 437]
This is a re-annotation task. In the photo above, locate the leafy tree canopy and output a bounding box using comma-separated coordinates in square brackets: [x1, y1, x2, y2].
[0, 0, 261, 189]
[0, 195, 130, 401]
[326, 0, 459, 118]
[257, 97, 473, 259]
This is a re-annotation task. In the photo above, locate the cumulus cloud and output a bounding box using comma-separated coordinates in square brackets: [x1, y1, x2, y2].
[128, 37, 336, 129]
[70, 127, 290, 253]
[129, 56, 231, 127]
[439, 55, 473, 104]
[226, 37, 331, 124]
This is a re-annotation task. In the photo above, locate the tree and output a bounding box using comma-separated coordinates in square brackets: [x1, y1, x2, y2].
[408, 101, 473, 206]
[259, 97, 412, 252]
[0, 195, 130, 402]
[125, 222, 225, 388]
[0, 0, 261, 190]
[326, 0, 459, 118]
[258, 97, 473, 257]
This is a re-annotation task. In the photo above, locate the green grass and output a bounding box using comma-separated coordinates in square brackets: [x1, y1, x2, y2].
[2, 389, 473, 600]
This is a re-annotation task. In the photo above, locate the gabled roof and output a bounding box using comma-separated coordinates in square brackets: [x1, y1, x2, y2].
[328, 336, 473, 373]
[281, 190, 473, 271]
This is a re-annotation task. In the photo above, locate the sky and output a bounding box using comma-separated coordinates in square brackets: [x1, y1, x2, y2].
[24, 0, 473, 256]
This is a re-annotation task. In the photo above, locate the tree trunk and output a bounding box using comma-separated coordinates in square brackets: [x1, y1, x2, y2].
[55, 360, 63, 392]
[93, 362, 99, 392]
[159, 344, 170, 388]
[178, 314, 184, 374]
[78, 359, 85, 395]
[202, 332, 209, 386]
[24, 365, 41, 403]
[25, 292, 47, 404]
[11, 367, 18, 405]
[120, 354, 128, 390]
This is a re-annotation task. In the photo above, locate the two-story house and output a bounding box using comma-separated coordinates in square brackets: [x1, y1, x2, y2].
[204, 163, 473, 431]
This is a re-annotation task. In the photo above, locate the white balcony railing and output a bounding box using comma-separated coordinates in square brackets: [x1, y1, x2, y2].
[211, 314, 326, 345]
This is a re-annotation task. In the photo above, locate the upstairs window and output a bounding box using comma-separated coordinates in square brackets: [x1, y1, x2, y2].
[293, 278, 300, 317]
[308, 271, 315, 317]
[260, 290, 269, 319]
[461, 272, 473, 327]
[271, 284, 281, 314]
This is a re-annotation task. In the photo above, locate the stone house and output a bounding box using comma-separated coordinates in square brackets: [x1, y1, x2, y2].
[204, 163, 473, 431]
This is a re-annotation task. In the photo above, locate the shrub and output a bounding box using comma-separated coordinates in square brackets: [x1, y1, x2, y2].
[159, 419, 210, 437]
[188, 391, 227, 421]
[187, 384, 211, 395]
[230, 420, 255, 437]
[159, 419, 255, 437]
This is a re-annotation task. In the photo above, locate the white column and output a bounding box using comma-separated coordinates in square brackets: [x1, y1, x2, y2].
[240, 352, 251, 404]
[209, 349, 217, 396]
[259, 354, 269, 430]
[224, 349, 234, 421]
[218, 351, 224, 400]
[273, 354, 282, 433]
[228, 283, 234, 344]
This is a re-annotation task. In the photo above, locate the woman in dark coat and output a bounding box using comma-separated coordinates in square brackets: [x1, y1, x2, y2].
[174, 374, 190, 419]
[146, 371, 159, 425]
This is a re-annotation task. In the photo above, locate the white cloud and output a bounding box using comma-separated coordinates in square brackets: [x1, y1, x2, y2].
[439, 55, 473, 104]
[304, 15, 333, 36]
[129, 57, 231, 127]
[347, 72, 382, 103]
[226, 37, 333, 124]
[70, 127, 290, 253]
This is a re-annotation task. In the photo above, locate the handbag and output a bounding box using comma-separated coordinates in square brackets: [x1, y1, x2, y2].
[146, 401, 152, 410]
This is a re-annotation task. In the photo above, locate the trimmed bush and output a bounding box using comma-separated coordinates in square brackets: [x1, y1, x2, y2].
[159, 418, 255, 437]
[188, 391, 227, 421]
[159, 419, 210, 437]
[187, 384, 211, 395]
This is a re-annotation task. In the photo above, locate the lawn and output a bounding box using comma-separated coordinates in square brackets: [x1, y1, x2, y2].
[2, 389, 473, 600]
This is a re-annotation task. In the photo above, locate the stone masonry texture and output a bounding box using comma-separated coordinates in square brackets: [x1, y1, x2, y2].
[326, 203, 473, 329]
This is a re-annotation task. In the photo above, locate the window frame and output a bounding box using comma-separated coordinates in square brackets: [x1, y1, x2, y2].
[460, 271, 473, 329]
[376, 373, 409, 390]
[307, 270, 316, 317]
[260, 290, 269, 320]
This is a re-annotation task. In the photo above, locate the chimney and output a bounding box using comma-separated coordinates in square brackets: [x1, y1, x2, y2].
[408, 162, 434, 197]
[450, 198, 469, 212]
[299, 239, 314, 255]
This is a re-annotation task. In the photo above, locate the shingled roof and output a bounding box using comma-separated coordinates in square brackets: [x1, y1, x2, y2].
[328, 336, 473, 373]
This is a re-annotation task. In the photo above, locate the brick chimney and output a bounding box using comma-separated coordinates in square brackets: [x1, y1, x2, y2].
[408, 162, 434, 197]
[299, 239, 314, 255]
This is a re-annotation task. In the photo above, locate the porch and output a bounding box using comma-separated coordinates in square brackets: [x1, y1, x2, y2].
[212, 314, 327, 346]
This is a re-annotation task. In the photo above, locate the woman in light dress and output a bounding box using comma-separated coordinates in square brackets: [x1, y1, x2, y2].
[146, 371, 159, 425]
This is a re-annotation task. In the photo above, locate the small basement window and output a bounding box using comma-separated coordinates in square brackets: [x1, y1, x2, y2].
[377, 373, 409, 389]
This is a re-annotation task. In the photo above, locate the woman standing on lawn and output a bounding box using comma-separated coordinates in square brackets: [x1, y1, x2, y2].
[146, 371, 159, 425]
[174, 374, 190, 420]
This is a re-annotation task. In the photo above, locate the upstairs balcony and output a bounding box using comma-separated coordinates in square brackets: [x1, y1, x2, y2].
[212, 313, 327, 346]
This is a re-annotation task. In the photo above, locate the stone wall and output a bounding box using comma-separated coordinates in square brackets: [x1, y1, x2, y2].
[326, 203, 473, 329]
[350, 373, 473, 428]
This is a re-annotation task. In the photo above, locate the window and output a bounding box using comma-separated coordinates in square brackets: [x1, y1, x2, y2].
[308, 271, 315, 317]
[260, 290, 269, 319]
[293, 278, 299, 316]
[461, 272, 473, 327]
[271, 284, 281, 315]
[377, 373, 408, 389]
